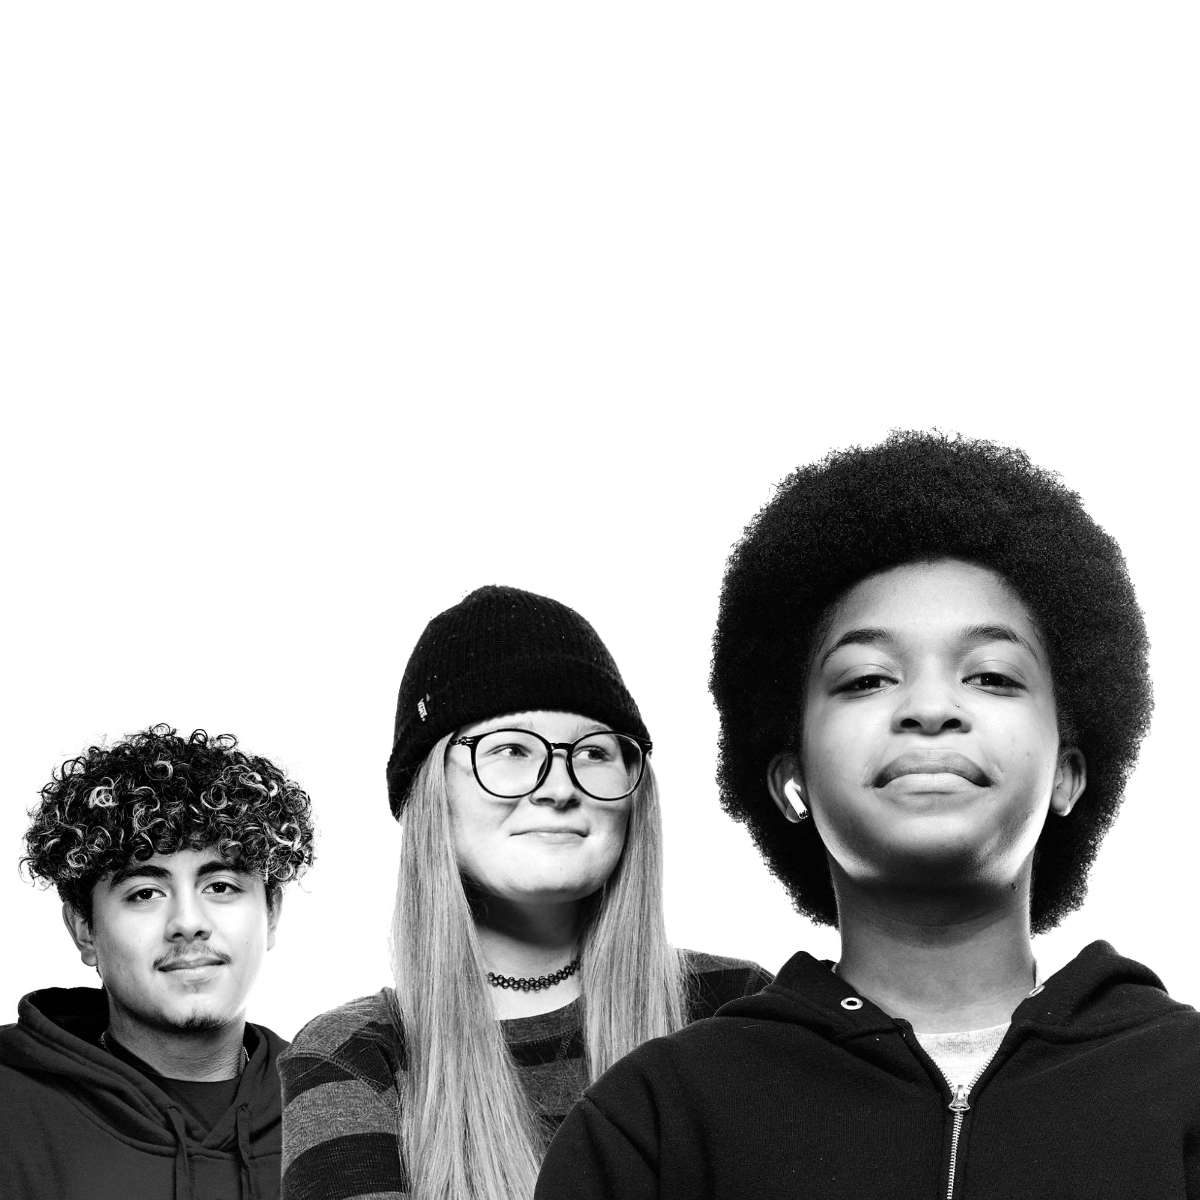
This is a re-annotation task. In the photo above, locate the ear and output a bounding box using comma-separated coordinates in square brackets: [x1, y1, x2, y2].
[1050, 747, 1086, 816]
[767, 752, 808, 824]
[62, 903, 98, 968]
[266, 890, 283, 952]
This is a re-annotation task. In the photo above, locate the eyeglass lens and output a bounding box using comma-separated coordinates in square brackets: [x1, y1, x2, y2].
[472, 730, 643, 800]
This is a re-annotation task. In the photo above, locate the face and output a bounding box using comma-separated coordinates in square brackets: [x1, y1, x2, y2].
[445, 710, 634, 908]
[771, 559, 1085, 896]
[66, 847, 278, 1035]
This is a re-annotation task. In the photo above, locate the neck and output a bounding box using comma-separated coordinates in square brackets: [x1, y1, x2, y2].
[473, 896, 583, 1019]
[105, 1005, 248, 1082]
[832, 873, 1036, 1033]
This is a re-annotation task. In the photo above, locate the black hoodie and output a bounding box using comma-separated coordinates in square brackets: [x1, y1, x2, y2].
[536, 941, 1200, 1199]
[0, 987, 286, 1200]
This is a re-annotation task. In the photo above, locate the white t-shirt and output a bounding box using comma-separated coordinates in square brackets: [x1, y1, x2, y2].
[914, 1022, 1008, 1092]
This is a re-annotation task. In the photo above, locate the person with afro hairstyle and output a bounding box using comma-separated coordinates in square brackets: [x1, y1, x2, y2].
[538, 432, 1200, 1200]
[1, 723, 315, 1200]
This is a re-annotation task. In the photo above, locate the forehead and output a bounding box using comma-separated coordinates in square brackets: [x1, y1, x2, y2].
[456, 710, 607, 738]
[823, 559, 1043, 645]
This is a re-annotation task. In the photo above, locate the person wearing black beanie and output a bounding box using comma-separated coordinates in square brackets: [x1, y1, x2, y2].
[536, 433, 1200, 1200]
[279, 585, 770, 1200]
[384, 586, 652, 818]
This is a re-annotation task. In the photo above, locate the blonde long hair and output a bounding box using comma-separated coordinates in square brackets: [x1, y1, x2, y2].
[390, 733, 686, 1200]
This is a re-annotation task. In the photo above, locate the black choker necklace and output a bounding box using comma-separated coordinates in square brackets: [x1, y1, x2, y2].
[487, 957, 581, 993]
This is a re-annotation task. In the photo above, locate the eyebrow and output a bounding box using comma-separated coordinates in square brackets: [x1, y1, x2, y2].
[818, 622, 1042, 669]
[106, 859, 247, 889]
[476, 717, 607, 738]
[818, 627, 894, 668]
[961, 623, 1043, 661]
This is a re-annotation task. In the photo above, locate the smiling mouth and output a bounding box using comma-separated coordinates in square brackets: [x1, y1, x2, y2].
[873, 753, 991, 788]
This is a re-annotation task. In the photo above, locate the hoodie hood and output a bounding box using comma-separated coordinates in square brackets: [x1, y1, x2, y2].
[0, 986, 285, 1200]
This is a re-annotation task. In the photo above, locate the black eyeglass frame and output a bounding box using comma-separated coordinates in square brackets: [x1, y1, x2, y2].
[449, 728, 653, 801]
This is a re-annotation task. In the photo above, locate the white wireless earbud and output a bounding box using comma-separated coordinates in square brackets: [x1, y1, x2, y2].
[782, 778, 809, 822]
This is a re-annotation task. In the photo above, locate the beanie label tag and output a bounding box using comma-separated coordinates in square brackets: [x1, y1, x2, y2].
[417, 695, 430, 722]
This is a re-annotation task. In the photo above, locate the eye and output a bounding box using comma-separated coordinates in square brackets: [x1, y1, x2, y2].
[835, 673, 894, 694]
[486, 741, 534, 759]
[126, 887, 162, 904]
[965, 670, 1024, 692]
[576, 743, 614, 763]
[473, 730, 544, 764]
[204, 879, 245, 897]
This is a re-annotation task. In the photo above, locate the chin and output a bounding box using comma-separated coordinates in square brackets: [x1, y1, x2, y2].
[874, 804, 1001, 846]
[836, 827, 980, 882]
[174, 1011, 235, 1033]
[863, 835, 1028, 892]
[509, 877, 605, 905]
[150, 999, 240, 1034]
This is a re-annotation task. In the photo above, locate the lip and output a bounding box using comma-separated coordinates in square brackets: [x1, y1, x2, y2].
[514, 829, 587, 838]
[158, 956, 228, 972]
[873, 751, 991, 788]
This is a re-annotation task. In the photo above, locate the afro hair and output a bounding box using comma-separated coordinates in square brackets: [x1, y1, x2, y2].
[710, 431, 1152, 934]
[24, 724, 315, 922]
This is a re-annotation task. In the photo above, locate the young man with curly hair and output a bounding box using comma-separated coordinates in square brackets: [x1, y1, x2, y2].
[538, 432, 1200, 1199]
[1, 724, 315, 1200]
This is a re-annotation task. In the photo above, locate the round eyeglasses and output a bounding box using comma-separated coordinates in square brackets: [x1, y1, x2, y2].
[449, 728, 652, 801]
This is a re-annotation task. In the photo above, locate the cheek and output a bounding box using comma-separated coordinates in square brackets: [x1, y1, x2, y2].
[94, 942, 148, 994]
[589, 806, 632, 867]
[801, 714, 865, 797]
[230, 914, 272, 988]
[229, 907, 270, 951]
[1013, 746, 1061, 811]
[995, 714, 1060, 792]
[92, 913, 150, 974]
[448, 806, 515, 886]
[447, 799, 491, 856]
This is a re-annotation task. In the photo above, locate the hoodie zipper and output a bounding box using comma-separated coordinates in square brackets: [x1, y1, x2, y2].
[941, 1061, 991, 1200]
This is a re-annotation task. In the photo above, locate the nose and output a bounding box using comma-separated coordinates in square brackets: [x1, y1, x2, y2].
[529, 747, 580, 809]
[892, 669, 970, 735]
[164, 890, 212, 941]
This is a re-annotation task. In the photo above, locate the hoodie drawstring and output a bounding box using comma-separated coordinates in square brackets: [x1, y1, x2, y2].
[235, 1102, 259, 1200]
[166, 1106, 194, 1200]
[165, 1099, 257, 1200]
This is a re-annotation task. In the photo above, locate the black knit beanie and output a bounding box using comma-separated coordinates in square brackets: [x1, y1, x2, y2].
[385, 585, 650, 817]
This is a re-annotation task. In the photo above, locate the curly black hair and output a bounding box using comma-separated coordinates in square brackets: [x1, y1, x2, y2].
[710, 431, 1152, 934]
[23, 724, 315, 922]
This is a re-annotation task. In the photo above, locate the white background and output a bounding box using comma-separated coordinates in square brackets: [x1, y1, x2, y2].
[1, 5, 1196, 1039]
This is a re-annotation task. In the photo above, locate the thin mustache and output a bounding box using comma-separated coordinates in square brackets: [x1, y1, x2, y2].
[873, 752, 991, 787]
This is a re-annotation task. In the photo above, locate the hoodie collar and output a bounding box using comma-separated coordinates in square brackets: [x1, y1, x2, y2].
[721, 940, 1182, 1043]
[3, 987, 284, 1146]
[1009, 940, 1179, 1038]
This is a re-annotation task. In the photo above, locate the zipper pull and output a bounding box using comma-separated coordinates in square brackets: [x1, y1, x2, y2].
[948, 1083, 971, 1113]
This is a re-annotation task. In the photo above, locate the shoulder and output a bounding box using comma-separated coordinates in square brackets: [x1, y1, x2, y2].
[680, 949, 773, 1020]
[0, 1055, 39, 1105]
[0, 1018, 21, 1058]
[680, 948, 772, 980]
[286, 991, 400, 1058]
[279, 993, 409, 1198]
[280, 990, 404, 1097]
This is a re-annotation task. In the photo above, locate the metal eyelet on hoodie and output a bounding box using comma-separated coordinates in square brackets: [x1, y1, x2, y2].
[840, 996, 864, 1011]
[1027, 984, 1045, 997]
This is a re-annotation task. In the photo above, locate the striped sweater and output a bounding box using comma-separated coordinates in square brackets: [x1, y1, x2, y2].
[279, 951, 771, 1200]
